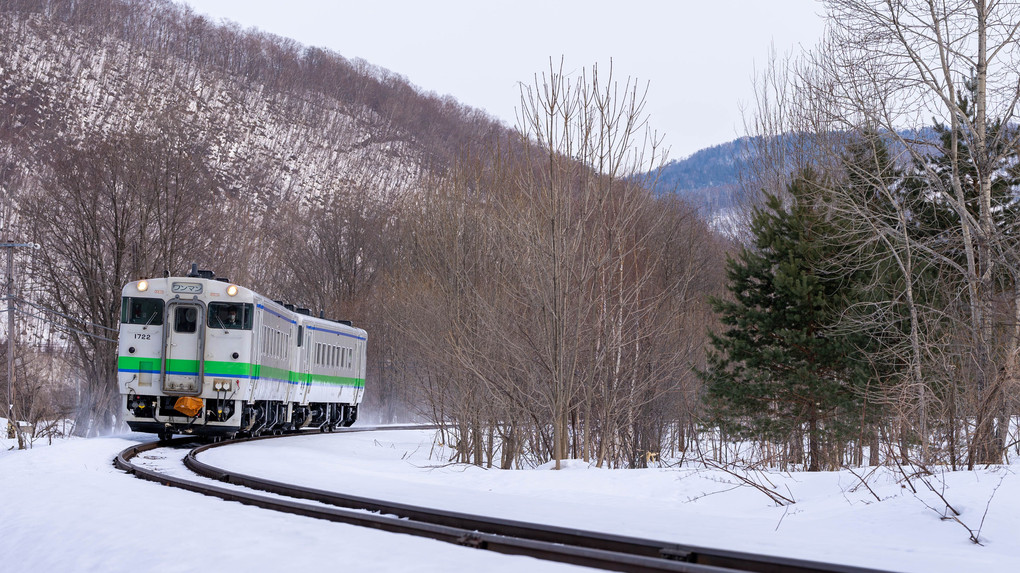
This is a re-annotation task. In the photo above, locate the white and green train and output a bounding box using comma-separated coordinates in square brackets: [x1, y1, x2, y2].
[118, 267, 366, 440]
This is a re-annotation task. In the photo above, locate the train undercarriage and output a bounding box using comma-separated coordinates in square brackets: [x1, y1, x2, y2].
[125, 395, 358, 441]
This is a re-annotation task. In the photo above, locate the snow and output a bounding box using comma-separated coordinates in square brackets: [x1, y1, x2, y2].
[2, 427, 1019, 572]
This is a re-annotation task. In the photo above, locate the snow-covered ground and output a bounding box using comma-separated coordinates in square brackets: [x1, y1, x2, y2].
[2, 426, 1018, 572]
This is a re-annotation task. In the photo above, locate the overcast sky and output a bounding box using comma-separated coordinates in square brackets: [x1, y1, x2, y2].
[180, 0, 827, 160]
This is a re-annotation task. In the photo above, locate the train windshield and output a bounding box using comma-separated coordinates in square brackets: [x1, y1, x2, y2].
[121, 297, 164, 326]
[208, 302, 254, 330]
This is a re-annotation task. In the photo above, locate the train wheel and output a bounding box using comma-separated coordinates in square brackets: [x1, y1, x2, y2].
[342, 406, 358, 427]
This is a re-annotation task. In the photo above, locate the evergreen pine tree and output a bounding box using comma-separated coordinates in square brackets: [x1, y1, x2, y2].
[701, 171, 871, 471]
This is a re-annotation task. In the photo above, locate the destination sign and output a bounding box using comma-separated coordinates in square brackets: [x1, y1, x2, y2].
[171, 282, 203, 294]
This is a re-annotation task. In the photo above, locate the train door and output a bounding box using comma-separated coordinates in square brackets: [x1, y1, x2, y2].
[354, 340, 364, 402]
[299, 325, 312, 404]
[247, 302, 263, 402]
[162, 301, 206, 395]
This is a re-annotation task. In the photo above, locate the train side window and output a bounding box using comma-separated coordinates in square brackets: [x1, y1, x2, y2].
[122, 297, 164, 326]
[297, 325, 303, 348]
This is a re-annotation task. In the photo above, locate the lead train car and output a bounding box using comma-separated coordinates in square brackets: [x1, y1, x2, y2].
[118, 274, 366, 439]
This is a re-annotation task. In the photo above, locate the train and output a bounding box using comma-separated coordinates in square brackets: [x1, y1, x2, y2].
[118, 266, 366, 440]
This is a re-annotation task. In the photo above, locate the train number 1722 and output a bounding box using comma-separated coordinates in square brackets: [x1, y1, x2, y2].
[134, 333, 152, 340]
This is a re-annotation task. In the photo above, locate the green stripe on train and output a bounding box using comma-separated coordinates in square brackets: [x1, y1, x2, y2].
[118, 356, 364, 388]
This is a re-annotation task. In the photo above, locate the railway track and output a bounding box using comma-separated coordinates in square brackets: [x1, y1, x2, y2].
[114, 429, 893, 573]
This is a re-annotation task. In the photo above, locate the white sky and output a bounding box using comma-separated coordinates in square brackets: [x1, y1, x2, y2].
[179, 0, 827, 159]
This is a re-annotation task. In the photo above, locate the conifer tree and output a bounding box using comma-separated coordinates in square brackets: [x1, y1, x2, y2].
[701, 172, 871, 471]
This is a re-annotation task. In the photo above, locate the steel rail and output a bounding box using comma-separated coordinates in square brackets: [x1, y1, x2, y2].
[116, 431, 894, 573]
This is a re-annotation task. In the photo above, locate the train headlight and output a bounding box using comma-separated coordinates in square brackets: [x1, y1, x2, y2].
[137, 280, 149, 292]
[226, 284, 238, 296]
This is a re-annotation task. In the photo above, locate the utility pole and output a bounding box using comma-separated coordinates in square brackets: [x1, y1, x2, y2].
[2, 240, 39, 448]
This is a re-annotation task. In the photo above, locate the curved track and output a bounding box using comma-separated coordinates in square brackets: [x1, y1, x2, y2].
[115, 429, 892, 573]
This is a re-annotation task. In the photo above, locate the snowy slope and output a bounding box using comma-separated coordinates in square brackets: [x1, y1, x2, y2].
[0, 7, 433, 208]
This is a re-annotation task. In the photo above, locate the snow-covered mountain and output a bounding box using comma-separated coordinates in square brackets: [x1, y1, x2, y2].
[1, 0, 506, 209]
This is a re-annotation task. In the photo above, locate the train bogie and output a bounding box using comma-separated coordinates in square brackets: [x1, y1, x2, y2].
[118, 269, 366, 439]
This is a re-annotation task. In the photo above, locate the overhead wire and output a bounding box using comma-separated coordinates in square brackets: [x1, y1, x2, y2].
[11, 306, 117, 343]
[14, 297, 120, 332]
[3, 296, 119, 343]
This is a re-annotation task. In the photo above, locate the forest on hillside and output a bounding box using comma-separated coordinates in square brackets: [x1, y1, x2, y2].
[3, 0, 1020, 473]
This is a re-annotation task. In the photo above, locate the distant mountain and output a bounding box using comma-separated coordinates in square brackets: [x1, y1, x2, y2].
[653, 138, 749, 215]
[653, 128, 944, 218]
[659, 139, 746, 190]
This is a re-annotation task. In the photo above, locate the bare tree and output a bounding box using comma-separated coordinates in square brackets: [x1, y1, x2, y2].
[395, 61, 723, 469]
[20, 128, 214, 435]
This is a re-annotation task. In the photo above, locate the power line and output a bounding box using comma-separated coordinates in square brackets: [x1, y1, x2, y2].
[11, 306, 118, 343]
[14, 296, 120, 333]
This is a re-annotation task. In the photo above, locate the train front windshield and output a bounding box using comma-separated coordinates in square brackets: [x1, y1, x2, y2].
[121, 297, 164, 326]
[208, 302, 254, 330]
